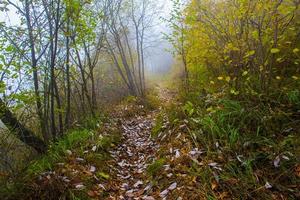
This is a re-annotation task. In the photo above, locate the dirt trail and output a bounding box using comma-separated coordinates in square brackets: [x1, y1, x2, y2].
[105, 86, 181, 199]
[155, 86, 177, 105]
[107, 112, 159, 199]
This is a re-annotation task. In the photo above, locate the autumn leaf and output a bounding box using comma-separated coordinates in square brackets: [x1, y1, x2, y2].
[211, 180, 218, 190]
[293, 48, 299, 54]
[270, 48, 280, 54]
[87, 190, 98, 197]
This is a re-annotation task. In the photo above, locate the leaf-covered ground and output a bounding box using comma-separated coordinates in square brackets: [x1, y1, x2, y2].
[1, 86, 300, 200]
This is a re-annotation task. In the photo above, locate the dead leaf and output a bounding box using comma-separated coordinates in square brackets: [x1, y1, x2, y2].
[168, 182, 177, 190]
[134, 180, 143, 188]
[265, 181, 272, 189]
[211, 180, 218, 190]
[273, 156, 280, 168]
[87, 190, 98, 197]
[92, 146, 97, 152]
[75, 184, 85, 190]
[90, 166, 96, 173]
[142, 196, 155, 200]
[159, 189, 169, 198]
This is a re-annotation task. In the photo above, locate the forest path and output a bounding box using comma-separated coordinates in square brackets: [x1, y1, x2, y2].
[106, 111, 159, 199]
[105, 86, 180, 199]
[155, 85, 178, 105]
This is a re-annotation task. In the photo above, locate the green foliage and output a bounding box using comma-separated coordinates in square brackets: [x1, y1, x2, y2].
[151, 113, 164, 138]
[143, 92, 161, 110]
[171, 0, 300, 97]
[183, 101, 194, 116]
[96, 172, 110, 180]
[80, 115, 101, 130]
[164, 90, 300, 198]
[146, 158, 165, 177]
[96, 134, 121, 151]
[27, 129, 92, 175]
[123, 95, 138, 104]
[287, 89, 300, 107]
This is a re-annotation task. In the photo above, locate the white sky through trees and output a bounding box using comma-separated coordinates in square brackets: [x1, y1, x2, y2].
[0, 0, 174, 74]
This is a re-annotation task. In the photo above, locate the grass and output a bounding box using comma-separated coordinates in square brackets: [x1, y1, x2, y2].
[146, 158, 166, 177]
[0, 117, 122, 200]
[153, 87, 300, 199]
[26, 129, 92, 175]
[151, 113, 164, 138]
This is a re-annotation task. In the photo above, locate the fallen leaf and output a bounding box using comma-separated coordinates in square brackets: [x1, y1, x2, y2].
[125, 189, 134, 197]
[265, 181, 272, 189]
[90, 166, 96, 173]
[211, 180, 218, 190]
[87, 190, 98, 197]
[175, 149, 180, 158]
[208, 162, 218, 167]
[76, 157, 84, 162]
[75, 184, 85, 190]
[134, 180, 143, 188]
[92, 146, 97, 152]
[168, 182, 177, 190]
[142, 196, 155, 200]
[159, 189, 169, 198]
[273, 156, 280, 168]
[98, 184, 106, 190]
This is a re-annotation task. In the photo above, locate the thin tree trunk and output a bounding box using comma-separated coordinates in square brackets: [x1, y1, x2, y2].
[65, 20, 71, 129]
[0, 98, 47, 153]
[25, 0, 48, 142]
[73, 44, 95, 116]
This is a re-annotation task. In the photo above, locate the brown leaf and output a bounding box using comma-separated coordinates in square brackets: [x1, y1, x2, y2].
[87, 190, 97, 197]
[211, 180, 218, 191]
[226, 178, 239, 185]
[219, 192, 230, 200]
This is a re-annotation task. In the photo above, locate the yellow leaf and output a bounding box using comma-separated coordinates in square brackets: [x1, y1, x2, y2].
[276, 76, 281, 80]
[271, 48, 280, 54]
[293, 48, 299, 54]
[259, 65, 264, 71]
[242, 71, 248, 76]
[245, 50, 255, 57]
[210, 81, 215, 84]
[230, 89, 239, 95]
[206, 107, 214, 112]
[292, 76, 298, 80]
[217, 76, 223, 80]
[225, 76, 231, 82]
[276, 58, 284, 62]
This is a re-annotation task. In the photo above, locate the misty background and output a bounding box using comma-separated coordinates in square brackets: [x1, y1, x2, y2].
[0, 0, 174, 75]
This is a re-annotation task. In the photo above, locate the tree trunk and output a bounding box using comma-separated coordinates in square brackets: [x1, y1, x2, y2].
[0, 98, 47, 153]
[65, 27, 71, 129]
[25, 0, 49, 142]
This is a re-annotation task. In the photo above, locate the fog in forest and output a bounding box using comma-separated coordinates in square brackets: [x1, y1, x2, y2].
[0, 0, 174, 75]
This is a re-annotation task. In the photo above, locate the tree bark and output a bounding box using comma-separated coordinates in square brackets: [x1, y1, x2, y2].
[65, 21, 71, 129]
[0, 98, 47, 154]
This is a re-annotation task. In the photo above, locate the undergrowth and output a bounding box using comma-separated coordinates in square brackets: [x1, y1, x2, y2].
[153, 87, 300, 199]
[0, 116, 122, 200]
